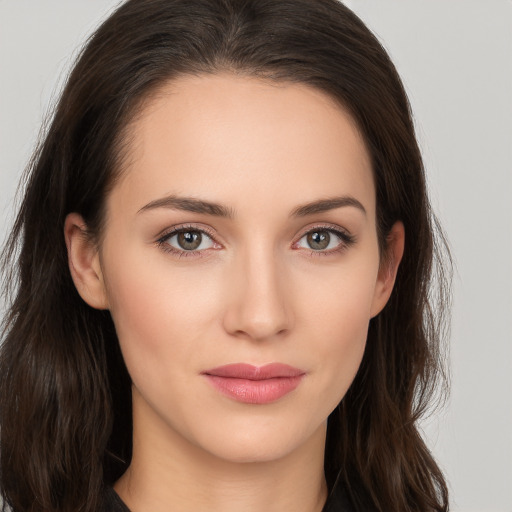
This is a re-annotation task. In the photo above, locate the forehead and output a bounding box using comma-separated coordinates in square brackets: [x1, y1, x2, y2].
[110, 73, 375, 220]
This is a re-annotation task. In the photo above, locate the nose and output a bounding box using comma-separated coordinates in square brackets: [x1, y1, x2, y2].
[222, 247, 294, 342]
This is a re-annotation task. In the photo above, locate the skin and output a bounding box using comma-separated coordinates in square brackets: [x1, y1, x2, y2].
[65, 73, 404, 512]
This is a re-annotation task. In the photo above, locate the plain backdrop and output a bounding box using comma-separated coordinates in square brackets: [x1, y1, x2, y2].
[1, 1, 511, 511]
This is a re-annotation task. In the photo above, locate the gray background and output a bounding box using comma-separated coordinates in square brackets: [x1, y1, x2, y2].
[1, 1, 511, 511]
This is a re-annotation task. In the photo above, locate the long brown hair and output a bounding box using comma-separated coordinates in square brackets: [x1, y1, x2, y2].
[0, 1, 451, 511]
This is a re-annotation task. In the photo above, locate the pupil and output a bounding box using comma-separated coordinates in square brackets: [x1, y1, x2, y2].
[178, 231, 202, 250]
[308, 231, 330, 250]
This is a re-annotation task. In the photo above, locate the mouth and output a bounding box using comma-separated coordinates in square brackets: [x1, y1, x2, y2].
[201, 363, 305, 404]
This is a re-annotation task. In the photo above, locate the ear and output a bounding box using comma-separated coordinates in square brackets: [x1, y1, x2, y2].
[64, 213, 109, 310]
[370, 221, 405, 318]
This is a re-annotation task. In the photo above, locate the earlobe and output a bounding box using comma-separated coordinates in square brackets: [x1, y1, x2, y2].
[64, 213, 109, 310]
[370, 221, 405, 318]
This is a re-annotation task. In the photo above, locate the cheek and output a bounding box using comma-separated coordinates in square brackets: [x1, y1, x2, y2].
[305, 252, 379, 338]
[298, 257, 379, 403]
[102, 226, 380, 409]
[101, 244, 222, 381]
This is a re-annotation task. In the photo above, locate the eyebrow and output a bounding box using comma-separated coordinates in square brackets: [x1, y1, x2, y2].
[138, 195, 236, 218]
[138, 194, 366, 218]
[289, 196, 366, 217]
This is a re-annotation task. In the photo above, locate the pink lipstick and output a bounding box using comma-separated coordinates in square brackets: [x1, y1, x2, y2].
[202, 363, 305, 404]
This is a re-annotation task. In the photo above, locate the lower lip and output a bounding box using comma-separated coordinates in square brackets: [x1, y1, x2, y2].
[204, 375, 303, 404]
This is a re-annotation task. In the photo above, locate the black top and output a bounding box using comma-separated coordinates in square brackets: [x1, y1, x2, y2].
[100, 478, 356, 512]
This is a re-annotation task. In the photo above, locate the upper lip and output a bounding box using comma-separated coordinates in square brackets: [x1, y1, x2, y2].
[203, 363, 305, 380]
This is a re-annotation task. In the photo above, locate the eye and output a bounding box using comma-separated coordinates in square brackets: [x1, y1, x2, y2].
[157, 226, 219, 256]
[295, 227, 355, 254]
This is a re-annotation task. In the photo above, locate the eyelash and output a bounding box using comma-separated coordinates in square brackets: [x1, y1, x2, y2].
[294, 225, 356, 257]
[155, 224, 216, 259]
[155, 223, 356, 259]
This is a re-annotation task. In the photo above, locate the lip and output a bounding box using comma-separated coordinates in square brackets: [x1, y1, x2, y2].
[202, 363, 305, 404]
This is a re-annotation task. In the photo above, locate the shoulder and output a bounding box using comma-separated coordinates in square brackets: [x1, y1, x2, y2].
[322, 480, 357, 512]
[322, 476, 378, 512]
[99, 487, 131, 512]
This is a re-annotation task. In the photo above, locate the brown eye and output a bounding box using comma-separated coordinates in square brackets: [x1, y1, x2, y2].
[306, 231, 331, 250]
[177, 231, 203, 250]
[295, 227, 355, 253]
[162, 229, 216, 253]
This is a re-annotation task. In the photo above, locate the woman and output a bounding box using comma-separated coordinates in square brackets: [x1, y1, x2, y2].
[0, 1, 451, 511]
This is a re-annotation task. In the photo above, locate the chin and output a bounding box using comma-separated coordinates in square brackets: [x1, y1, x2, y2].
[188, 415, 326, 465]
[212, 438, 293, 464]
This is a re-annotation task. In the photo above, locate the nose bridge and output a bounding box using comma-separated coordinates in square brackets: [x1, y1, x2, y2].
[223, 240, 293, 341]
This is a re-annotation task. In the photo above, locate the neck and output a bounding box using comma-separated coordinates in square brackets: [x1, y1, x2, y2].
[115, 391, 329, 512]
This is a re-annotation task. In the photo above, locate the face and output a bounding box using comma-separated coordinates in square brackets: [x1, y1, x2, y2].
[67, 73, 400, 464]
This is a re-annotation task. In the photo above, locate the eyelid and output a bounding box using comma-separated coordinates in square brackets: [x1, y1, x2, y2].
[292, 223, 356, 255]
[155, 223, 222, 258]
[155, 222, 356, 258]
[294, 222, 353, 239]
[156, 223, 218, 242]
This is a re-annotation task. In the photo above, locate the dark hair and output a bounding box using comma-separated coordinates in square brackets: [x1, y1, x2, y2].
[0, 1, 451, 511]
